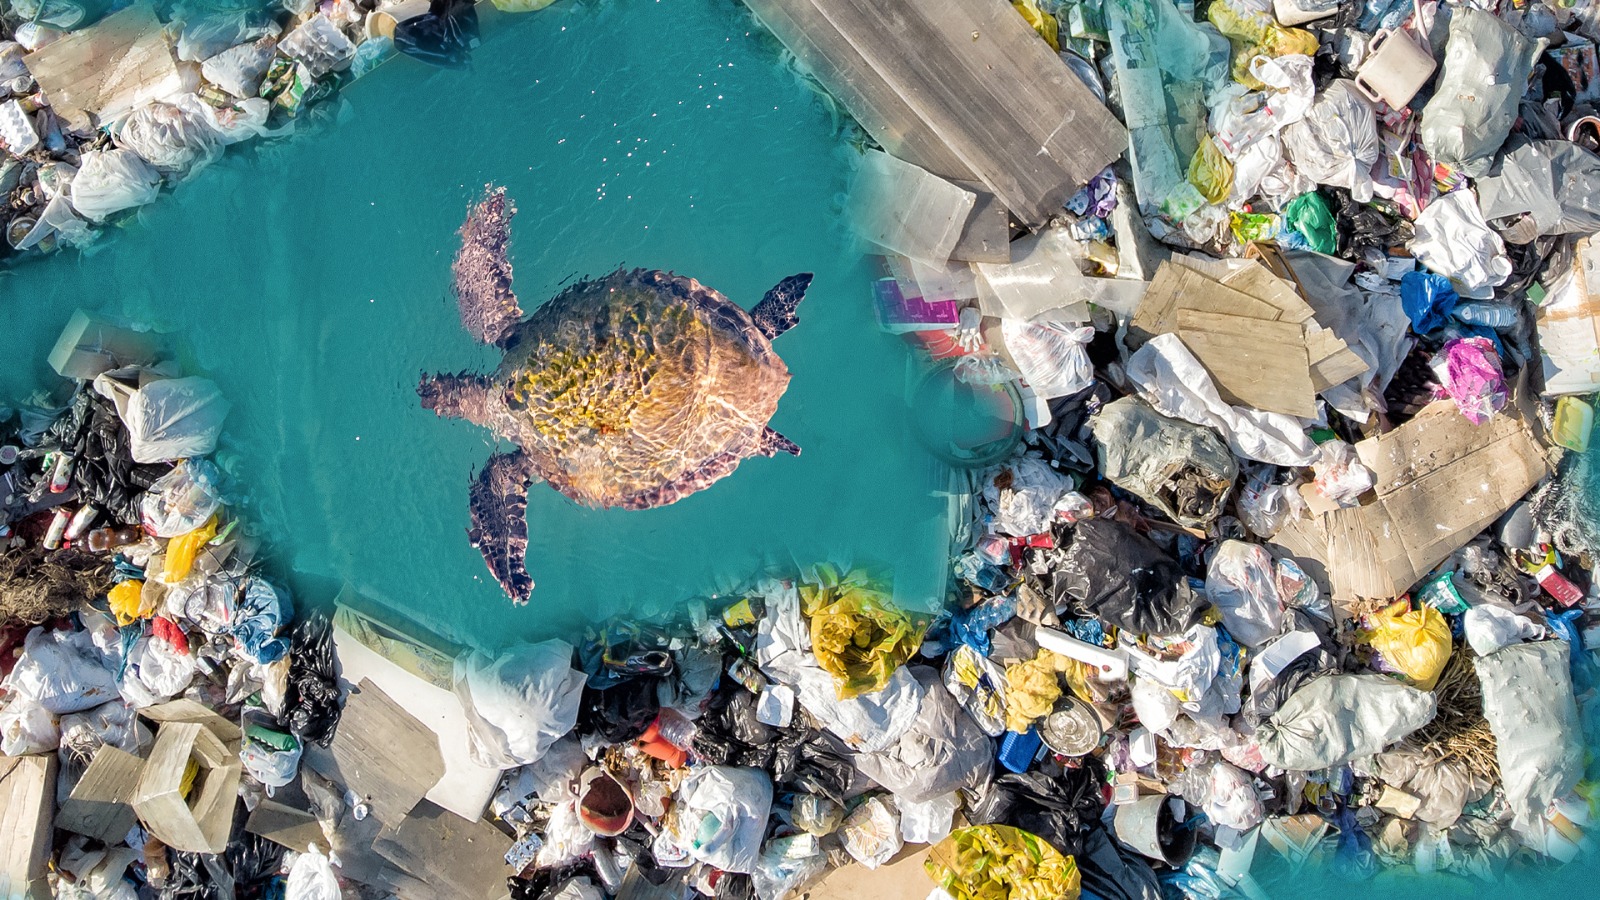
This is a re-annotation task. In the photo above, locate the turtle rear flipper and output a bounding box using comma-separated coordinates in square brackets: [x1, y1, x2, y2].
[751, 273, 812, 340]
[468, 450, 536, 604]
[453, 185, 525, 347]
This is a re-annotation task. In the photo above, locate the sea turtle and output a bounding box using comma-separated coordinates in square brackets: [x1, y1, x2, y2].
[419, 186, 811, 604]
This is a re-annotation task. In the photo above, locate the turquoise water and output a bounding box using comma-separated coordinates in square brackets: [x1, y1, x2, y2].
[0, 1, 953, 649]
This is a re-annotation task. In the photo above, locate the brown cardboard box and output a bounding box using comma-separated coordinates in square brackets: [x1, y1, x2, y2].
[47, 309, 162, 381]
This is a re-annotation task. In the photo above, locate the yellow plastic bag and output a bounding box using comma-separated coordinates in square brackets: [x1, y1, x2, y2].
[1365, 599, 1452, 690]
[161, 516, 217, 584]
[1013, 0, 1061, 52]
[926, 825, 1080, 900]
[802, 565, 927, 699]
[1207, 0, 1318, 90]
[108, 580, 150, 627]
[1188, 134, 1235, 205]
[1003, 649, 1069, 734]
[491, 0, 560, 11]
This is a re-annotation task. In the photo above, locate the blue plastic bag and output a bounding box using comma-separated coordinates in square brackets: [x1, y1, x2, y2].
[1400, 271, 1459, 334]
[231, 577, 294, 664]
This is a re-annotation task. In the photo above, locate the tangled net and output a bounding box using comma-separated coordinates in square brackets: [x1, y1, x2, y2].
[0, 545, 109, 626]
[1410, 651, 1499, 777]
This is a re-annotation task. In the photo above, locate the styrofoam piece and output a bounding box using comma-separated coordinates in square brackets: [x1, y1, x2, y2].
[1035, 624, 1129, 679]
[0, 99, 39, 154]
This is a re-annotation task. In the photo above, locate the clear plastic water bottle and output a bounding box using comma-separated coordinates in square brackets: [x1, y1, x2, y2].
[653, 708, 698, 750]
[1453, 301, 1518, 329]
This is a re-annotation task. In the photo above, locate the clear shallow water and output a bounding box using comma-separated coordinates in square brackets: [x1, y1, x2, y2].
[0, 0, 953, 650]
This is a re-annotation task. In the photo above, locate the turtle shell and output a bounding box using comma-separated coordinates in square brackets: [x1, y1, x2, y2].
[494, 268, 790, 508]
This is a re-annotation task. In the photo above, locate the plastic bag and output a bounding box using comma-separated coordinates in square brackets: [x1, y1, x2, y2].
[1184, 758, 1263, 831]
[113, 99, 222, 176]
[926, 825, 1080, 900]
[1463, 604, 1542, 656]
[284, 844, 340, 900]
[1310, 440, 1374, 506]
[1124, 334, 1317, 468]
[120, 619, 198, 708]
[1476, 137, 1600, 238]
[673, 765, 773, 873]
[1053, 519, 1208, 636]
[1429, 337, 1507, 425]
[1398, 271, 1458, 335]
[231, 577, 295, 665]
[201, 35, 277, 99]
[118, 377, 231, 464]
[999, 319, 1095, 401]
[161, 517, 218, 585]
[1187, 134, 1233, 205]
[1364, 600, 1452, 690]
[852, 667, 992, 803]
[1282, 191, 1336, 254]
[751, 833, 828, 900]
[2, 625, 119, 715]
[966, 765, 1107, 857]
[68, 149, 160, 222]
[900, 791, 960, 845]
[394, 0, 480, 69]
[1091, 396, 1238, 527]
[1410, 190, 1513, 300]
[492, 0, 561, 10]
[0, 698, 59, 755]
[942, 644, 1010, 737]
[1204, 542, 1286, 649]
[59, 700, 143, 759]
[108, 580, 152, 627]
[1419, 9, 1545, 178]
[840, 795, 902, 870]
[981, 456, 1076, 538]
[1282, 81, 1379, 201]
[1256, 674, 1437, 770]
[140, 460, 225, 538]
[1003, 650, 1067, 733]
[455, 639, 586, 769]
[1475, 641, 1582, 828]
[803, 569, 925, 699]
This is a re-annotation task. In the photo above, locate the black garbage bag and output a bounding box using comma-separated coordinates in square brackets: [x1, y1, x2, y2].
[395, 0, 480, 69]
[579, 675, 662, 743]
[158, 851, 234, 900]
[1239, 642, 1338, 728]
[1050, 519, 1206, 636]
[1327, 189, 1410, 262]
[285, 605, 343, 747]
[226, 833, 287, 900]
[693, 677, 856, 805]
[1077, 828, 1163, 900]
[715, 872, 755, 900]
[966, 761, 1107, 858]
[48, 387, 167, 524]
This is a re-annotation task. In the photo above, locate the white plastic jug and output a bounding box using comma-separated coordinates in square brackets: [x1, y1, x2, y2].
[1354, 27, 1438, 110]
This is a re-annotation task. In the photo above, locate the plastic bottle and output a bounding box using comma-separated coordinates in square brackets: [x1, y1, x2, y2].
[42, 508, 69, 549]
[1452, 301, 1518, 329]
[652, 708, 698, 750]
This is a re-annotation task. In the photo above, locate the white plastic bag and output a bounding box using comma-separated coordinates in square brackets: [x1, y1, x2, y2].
[114, 99, 223, 175]
[999, 319, 1095, 400]
[285, 844, 341, 900]
[1205, 541, 1286, 649]
[752, 833, 829, 900]
[101, 376, 232, 464]
[673, 765, 774, 873]
[1419, 8, 1545, 178]
[852, 667, 991, 804]
[1310, 439, 1374, 506]
[0, 698, 60, 755]
[69, 150, 161, 223]
[1194, 760, 1264, 831]
[1282, 80, 1379, 202]
[119, 628, 199, 708]
[140, 460, 225, 538]
[1476, 641, 1583, 828]
[840, 795, 902, 869]
[899, 791, 959, 845]
[1126, 334, 1318, 467]
[2, 626, 121, 715]
[201, 36, 277, 99]
[454, 640, 586, 770]
[1410, 189, 1512, 300]
[1463, 604, 1542, 656]
[981, 455, 1076, 537]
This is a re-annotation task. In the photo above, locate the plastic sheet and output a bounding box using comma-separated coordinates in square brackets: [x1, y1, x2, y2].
[1477, 138, 1600, 238]
[852, 667, 992, 803]
[1410, 190, 1512, 300]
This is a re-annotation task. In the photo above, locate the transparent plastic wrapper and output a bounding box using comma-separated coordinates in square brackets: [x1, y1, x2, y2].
[2, 625, 120, 715]
[999, 319, 1095, 400]
[752, 833, 828, 900]
[853, 667, 992, 804]
[1310, 439, 1374, 507]
[1429, 337, 1506, 424]
[1420, 9, 1545, 178]
[68, 149, 161, 222]
[1125, 335, 1318, 467]
[201, 35, 277, 99]
[1409, 189, 1512, 300]
[981, 455, 1076, 537]
[140, 460, 224, 537]
[926, 825, 1079, 900]
[847, 149, 974, 265]
[1476, 640, 1584, 829]
[1204, 541, 1286, 649]
[942, 644, 1009, 737]
[454, 639, 586, 769]
[841, 795, 902, 870]
[278, 14, 356, 78]
[119, 619, 198, 707]
[974, 228, 1146, 321]
[1281, 80, 1379, 201]
[672, 765, 774, 873]
[113, 98, 223, 176]
[1463, 604, 1542, 656]
[900, 791, 960, 845]
[1091, 395, 1239, 527]
[1236, 467, 1306, 538]
[792, 792, 844, 836]
[1256, 674, 1436, 770]
[1364, 600, 1451, 690]
[1184, 759, 1263, 831]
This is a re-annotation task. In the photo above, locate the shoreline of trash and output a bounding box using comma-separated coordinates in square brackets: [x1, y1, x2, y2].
[5, 1, 1600, 900]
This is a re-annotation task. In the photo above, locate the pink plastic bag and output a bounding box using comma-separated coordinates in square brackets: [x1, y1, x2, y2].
[1430, 336, 1507, 424]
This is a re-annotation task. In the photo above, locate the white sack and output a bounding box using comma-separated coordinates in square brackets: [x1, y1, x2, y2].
[454, 640, 587, 770]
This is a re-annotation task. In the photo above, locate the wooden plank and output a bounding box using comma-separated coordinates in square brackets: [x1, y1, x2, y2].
[58, 745, 144, 843]
[743, 0, 1125, 226]
[372, 801, 513, 900]
[133, 722, 243, 854]
[950, 181, 1012, 264]
[23, 4, 183, 133]
[0, 755, 57, 900]
[139, 699, 243, 745]
[1306, 328, 1370, 392]
[246, 800, 326, 853]
[313, 678, 446, 825]
[1219, 263, 1316, 324]
[1176, 309, 1316, 417]
[1130, 262, 1278, 344]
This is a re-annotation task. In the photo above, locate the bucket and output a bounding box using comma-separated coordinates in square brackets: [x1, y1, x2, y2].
[1113, 794, 1197, 866]
[1354, 28, 1438, 110]
[1038, 696, 1103, 757]
[577, 768, 635, 837]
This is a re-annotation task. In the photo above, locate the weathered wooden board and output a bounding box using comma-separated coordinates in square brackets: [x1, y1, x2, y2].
[1176, 309, 1316, 418]
[373, 801, 513, 900]
[23, 4, 183, 133]
[0, 755, 57, 900]
[311, 678, 445, 825]
[59, 745, 144, 843]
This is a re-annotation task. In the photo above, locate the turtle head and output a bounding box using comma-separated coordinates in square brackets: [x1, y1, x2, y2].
[419, 371, 500, 430]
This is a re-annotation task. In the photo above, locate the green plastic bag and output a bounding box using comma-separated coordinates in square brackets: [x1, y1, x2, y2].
[1283, 191, 1337, 254]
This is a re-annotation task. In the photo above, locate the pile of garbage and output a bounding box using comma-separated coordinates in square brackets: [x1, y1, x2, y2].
[0, 0, 513, 259]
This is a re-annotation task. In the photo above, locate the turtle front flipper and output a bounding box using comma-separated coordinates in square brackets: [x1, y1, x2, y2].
[750, 273, 812, 339]
[452, 185, 525, 347]
[468, 450, 536, 604]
